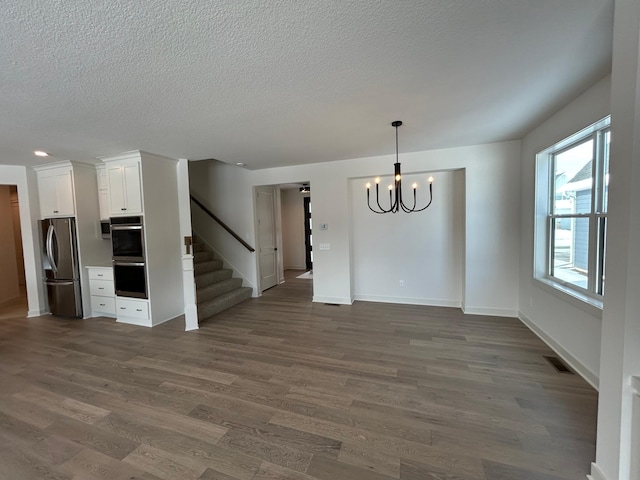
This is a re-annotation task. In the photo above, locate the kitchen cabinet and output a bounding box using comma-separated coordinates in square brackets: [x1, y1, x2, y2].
[35, 165, 75, 217]
[115, 297, 150, 324]
[96, 164, 110, 220]
[106, 159, 142, 216]
[86, 266, 116, 317]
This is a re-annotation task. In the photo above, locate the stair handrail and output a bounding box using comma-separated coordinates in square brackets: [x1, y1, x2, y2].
[190, 195, 256, 252]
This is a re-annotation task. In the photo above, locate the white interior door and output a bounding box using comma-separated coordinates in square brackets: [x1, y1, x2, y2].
[256, 187, 278, 291]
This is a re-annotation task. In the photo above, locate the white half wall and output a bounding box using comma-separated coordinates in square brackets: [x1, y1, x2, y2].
[190, 139, 521, 312]
[519, 75, 611, 386]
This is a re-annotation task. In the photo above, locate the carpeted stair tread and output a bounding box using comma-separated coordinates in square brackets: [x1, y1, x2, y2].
[197, 277, 243, 303]
[194, 259, 223, 275]
[194, 250, 214, 263]
[195, 268, 233, 288]
[199, 287, 253, 320]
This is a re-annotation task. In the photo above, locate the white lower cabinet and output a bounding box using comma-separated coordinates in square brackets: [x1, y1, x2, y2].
[86, 267, 115, 317]
[115, 297, 150, 325]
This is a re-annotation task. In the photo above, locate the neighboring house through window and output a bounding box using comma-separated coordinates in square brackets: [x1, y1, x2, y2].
[534, 116, 610, 306]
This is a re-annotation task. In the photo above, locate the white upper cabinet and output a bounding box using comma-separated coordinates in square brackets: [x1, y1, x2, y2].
[96, 164, 110, 220]
[105, 159, 143, 216]
[35, 164, 75, 217]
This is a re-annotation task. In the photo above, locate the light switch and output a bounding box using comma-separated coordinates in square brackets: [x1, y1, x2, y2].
[319, 243, 330, 251]
[320, 223, 328, 231]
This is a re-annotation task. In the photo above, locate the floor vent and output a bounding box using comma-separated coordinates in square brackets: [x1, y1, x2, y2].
[324, 303, 340, 306]
[544, 355, 574, 374]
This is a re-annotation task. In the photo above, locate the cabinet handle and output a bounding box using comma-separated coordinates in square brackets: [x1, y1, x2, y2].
[98, 287, 104, 290]
[97, 274, 103, 277]
[120, 307, 126, 310]
[136, 309, 142, 312]
[121, 208, 127, 211]
[53, 210, 59, 213]
[99, 303, 106, 306]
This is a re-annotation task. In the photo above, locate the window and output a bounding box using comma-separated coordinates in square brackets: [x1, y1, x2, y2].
[535, 117, 610, 302]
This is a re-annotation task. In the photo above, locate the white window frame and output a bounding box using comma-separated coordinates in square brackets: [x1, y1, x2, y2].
[534, 116, 610, 311]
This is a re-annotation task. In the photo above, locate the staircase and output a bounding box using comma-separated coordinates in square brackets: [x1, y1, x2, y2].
[193, 237, 253, 322]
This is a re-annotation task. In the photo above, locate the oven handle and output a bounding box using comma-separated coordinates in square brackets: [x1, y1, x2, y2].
[113, 261, 145, 267]
[111, 225, 143, 231]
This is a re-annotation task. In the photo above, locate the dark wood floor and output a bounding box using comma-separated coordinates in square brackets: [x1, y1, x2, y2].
[0, 271, 597, 479]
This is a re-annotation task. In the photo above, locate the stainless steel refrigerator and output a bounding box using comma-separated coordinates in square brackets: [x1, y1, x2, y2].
[40, 217, 83, 318]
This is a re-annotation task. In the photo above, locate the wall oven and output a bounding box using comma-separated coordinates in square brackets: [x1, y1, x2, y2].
[111, 216, 147, 299]
[113, 260, 147, 299]
[111, 216, 144, 261]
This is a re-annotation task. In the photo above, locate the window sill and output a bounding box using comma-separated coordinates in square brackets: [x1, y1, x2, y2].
[534, 277, 603, 318]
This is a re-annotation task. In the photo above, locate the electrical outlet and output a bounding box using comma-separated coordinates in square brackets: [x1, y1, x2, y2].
[399, 280, 404, 287]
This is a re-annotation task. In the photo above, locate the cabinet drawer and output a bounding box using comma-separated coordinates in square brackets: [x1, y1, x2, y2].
[91, 296, 116, 315]
[88, 269, 113, 281]
[90, 279, 114, 297]
[115, 297, 149, 319]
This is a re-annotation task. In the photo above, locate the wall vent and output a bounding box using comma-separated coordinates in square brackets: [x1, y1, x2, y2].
[543, 355, 574, 374]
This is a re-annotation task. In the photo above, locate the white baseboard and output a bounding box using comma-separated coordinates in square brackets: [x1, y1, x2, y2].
[462, 306, 519, 317]
[354, 294, 460, 308]
[27, 309, 48, 318]
[587, 462, 608, 480]
[313, 296, 353, 305]
[518, 311, 599, 390]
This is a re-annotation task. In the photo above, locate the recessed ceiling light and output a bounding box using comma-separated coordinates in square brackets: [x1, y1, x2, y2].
[34, 150, 49, 157]
[236, 162, 245, 167]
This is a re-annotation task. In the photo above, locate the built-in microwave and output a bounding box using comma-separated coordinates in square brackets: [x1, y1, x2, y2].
[100, 220, 111, 239]
[111, 216, 144, 261]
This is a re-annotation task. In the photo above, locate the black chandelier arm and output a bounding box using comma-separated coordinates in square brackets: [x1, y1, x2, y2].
[408, 183, 433, 212]
[376, 183, 394, 213]
[367, 186, 392, 214]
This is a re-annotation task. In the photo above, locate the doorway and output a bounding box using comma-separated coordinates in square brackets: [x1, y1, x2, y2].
[0, 185, 27, 318]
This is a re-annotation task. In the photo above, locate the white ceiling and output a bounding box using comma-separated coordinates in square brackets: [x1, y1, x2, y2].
[0, 0, 613, 170]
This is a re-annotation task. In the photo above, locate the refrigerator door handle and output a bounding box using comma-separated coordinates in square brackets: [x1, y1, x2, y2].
[46, 224, 58, 273]
[45, 280, 74, 286]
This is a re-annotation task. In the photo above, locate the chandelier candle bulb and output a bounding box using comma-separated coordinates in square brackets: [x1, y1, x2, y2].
[365, 120, 434, 214]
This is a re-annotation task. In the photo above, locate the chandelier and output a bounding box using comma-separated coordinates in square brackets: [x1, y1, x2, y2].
[366, 121, 433, 214]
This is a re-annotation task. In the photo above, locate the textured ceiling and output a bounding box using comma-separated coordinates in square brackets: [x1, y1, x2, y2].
[0, 0, 613, 169]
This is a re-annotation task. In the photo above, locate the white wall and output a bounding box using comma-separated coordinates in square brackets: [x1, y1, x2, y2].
[190, 139, 521, 312]
[0, 185, 20, 303]
[351, 170, 463, 306]
[519, 75, 611, 387]
[140, 152, 185, 325]
[0, 165, 46, 316]
[281, 188, 308, 270]
[592, 0, 640, 478]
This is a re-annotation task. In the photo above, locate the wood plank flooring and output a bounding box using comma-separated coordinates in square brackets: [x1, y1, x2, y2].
[0, 271, 597, 479]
